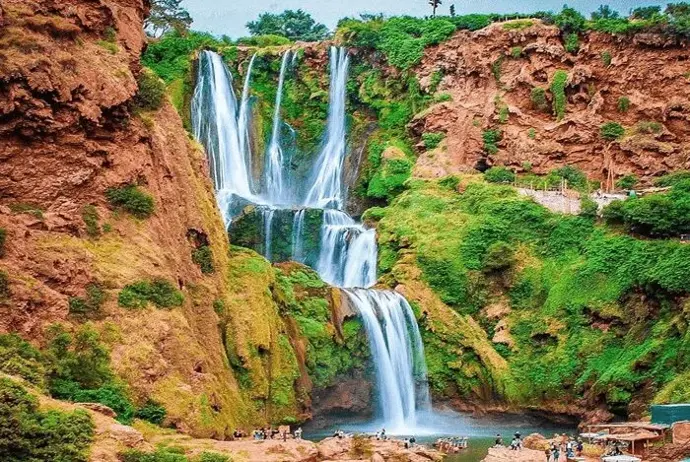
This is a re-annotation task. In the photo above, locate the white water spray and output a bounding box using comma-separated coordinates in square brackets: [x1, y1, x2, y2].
[265, 51, 292, 204]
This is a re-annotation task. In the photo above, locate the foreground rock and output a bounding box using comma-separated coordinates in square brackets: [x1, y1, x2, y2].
[482, 447, 548, 462]
[318, 436, 443, 462]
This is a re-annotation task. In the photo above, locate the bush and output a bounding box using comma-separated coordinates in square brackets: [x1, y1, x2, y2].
[579, 197, 599, 219]
[134, 400, 167, 425]
[367, 158, 413, 201]
[118, 279, 184, 309]
[120, 448, 188, 462]
[422, 132, 445, 150]
[563, 33, 580, 53]
[550, 70, 568, 120]
[601, 51, 612, 66]
[134, 68, 167, 111]
[439, 175, 461, 191]
[235, 34, 291, 46]
[547, 165, 589, 190]
[616, 174, 638, 190]
[0, 334, 46, 387]
[71, 383, 135, 424]
[81, 205, 100, 238]
[106, 185, 155, 219]
[554, 6, 587, 34]
[196, 453, 230, 462]
[377, 17, 456, 69]
[0, 378, 95, 462]
[484, 166, 515, 184]
[530, 87, 548, 111]
[433, 92, 452, 102]
[654, 170, 690, 187]
[0, 228, 5, 257]
[483, 241, 515, 272]
[617, 96, 630, 112]
[600, 122, 625, 141]
[0, 271, 9, 300]
[69, 283, 106, 318]
[192, 246, 215, 274]
[482, 129, 502, 155]
[510, 46, 522, 58]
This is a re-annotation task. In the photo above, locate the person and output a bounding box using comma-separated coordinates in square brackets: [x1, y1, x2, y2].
[294, 427, 302, 440]
[566, 438, 574, 458]
[545, 447, 552, 462]
[551, 442, 560, 462]
[510, 437, 519, 450]
[381, 428, 386, 440]
[495, 434, 503, 447]
[576, 438, 583, 456]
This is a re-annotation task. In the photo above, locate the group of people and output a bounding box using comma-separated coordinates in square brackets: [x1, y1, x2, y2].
[333, 429, 347, 439]
[244, 426, 302, 441]
[494, 431, 523, 450]
[375, 428, 387, 440]
[544, 436, 584, 461]
[434, 436, 468, 453]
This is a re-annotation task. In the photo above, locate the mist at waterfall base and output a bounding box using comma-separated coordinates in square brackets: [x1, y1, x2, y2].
[191, 48, 577, 448]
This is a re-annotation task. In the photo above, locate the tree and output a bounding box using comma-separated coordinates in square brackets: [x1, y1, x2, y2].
[429, 0, 443, 17]
[145, 0, 192, 38]
[246, 10, 329, 42]
[630, 5, 661, 20]
[591, 5, 619, 20]
[450, 4, 456, 17]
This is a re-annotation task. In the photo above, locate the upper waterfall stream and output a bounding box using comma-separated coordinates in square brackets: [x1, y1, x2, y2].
[192, 47, 431, 432]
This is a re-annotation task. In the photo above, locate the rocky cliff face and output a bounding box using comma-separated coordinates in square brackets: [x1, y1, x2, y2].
[411, 20, 690, 185]
[0, 0, 367, 437]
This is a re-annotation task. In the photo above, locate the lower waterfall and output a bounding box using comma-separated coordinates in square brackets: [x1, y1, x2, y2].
[192, 46, 432, 432]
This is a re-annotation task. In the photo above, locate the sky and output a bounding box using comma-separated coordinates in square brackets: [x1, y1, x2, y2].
[182, 0, 662, 38]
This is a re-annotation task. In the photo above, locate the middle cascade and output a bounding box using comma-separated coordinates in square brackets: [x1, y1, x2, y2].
[192, 46, 431, 433]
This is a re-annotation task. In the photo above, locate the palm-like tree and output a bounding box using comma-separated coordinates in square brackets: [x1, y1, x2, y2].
[429, 0, 443, 17]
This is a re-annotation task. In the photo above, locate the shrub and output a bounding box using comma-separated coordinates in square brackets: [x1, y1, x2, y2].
[134, 68, 167, 111]
[422, 132, 445, 150]
[600, 122, 625, 141]
[434, 92, 452, 102]
[429, 70, 443, 92]
[503, 20, 533, 30]
[528, 129, 536, 139]
[482, 129, 502, 155]
[484, 166, 515, 184]
[9, 203, 44, 219]
[616, 174, 638, 190]
[197, 453, 230, 462]
[367, 158, 413, 201]
[68, 283, 106, 318]
[530, 87, 548, 111]
[636, 121, 663, 135]
[579, 197, 599, 219]
[71, 383, 135, 424]
[483, 241, 515, 272]
[0, 334, 46, 386]
[0, 228, 5, 257]
[563, 33, 580, 53]
[554, 6, 587, 34]
[547, 166, 589, 190]
[192, 246, 215, 274]
[120, 448, 188, 462]
[439, 175, 461, 191]
[377, 17, 456, 69]
[654, 171, 690, 187]
[235, 34, 291, 46]
[82, 205, 100, 238]
[498, 104, 509, 124]
[550, 70, 568, 120]
[617, 96, 630, 113]
[134, 400, 167, 425]
[118, 279, 184, 309]
[0, 271, 9, 300]
[106, 185, 155, 219]
[0, 378, 95, 462]
[601, 51, 612, 66]
[491, 56, 503, 82]
[510, 46, 522, 58]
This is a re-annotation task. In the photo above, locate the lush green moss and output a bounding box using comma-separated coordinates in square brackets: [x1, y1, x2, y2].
[118, 279, 184, 309]
[482, 129, 501, 155]
[106, 185, 155, 219]
[422, 132, 445, 150]
[600, 122, 625, 141]
[69, 283, 106, 318]
[135, 68, 167, 111]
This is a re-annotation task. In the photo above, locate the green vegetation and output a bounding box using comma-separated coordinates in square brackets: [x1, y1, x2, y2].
[603, 179, 690, 237]
[636, 121, 663, 135]
[0, 228, 6, 257]
[0, 271, 8, 300]
[120, 448, 229, 462]
[491, 56, 503, 82]
[135, 68, 167, 111]
[482, 129, 501, 155]
[550, 70, 568, 121]
[530, 87, 548, 111]
[563, 33, 580, 53]
[118, 279, 184, 309]
[367, 157, 414, 202]
[236, 34, 291, 46]
[106, 184, 155, 219]
[374, 178, 690, 410]
[510, 46, 522, 58]
[654, 170, 690, 187]
[134, 400, 167, 425]
[145, 0, 192, 37]
[503, 20, 533, 30]
[617, 96, 630, 112]
[246, 9, 328, 42]
[82, 205, 100, 238]
[484, 166, 515, 184]
[192, 245, 215, 274]
[69, 283, 106, 318]
[579, 196, 599, 219]
[600, 122, 625, 141]
[9, 203, 44, 219]
[528, 129, 536, 139]
[601, 51, 612, 66]
[422, 132, 445, 150]
[0, 378, 95, 462]
[616, 174, 638, 190]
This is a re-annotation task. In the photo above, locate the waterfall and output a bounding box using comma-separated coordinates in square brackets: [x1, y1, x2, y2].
[345, 289, 431, 430]
[291, 209, 306, 263]
[192, 50, 258, 224]
[304, 47, 350, 210]
[192, 46, 432, 433]
[265, 51, 292, 204]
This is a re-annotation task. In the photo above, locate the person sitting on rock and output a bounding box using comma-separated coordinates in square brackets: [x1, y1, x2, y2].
[495, 434, 503, 447]
[294, 427, 302, 440]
